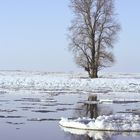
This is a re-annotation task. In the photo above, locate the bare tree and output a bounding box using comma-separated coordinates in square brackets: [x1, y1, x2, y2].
[69, 0, 121, 78]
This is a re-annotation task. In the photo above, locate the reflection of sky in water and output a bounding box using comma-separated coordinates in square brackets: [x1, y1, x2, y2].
[0, 91, 140, 140]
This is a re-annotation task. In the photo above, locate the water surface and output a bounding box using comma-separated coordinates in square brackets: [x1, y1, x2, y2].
[0, 90, 140, 140]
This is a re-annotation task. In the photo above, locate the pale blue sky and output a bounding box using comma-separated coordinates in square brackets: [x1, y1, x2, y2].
[0, 0, 140, 72]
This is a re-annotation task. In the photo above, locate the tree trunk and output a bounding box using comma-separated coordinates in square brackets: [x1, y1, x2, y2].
[89, 68, 98, 78]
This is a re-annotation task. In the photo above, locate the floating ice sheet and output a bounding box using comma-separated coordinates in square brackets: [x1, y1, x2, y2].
[60, 126, 140, 139]
[59, 114, 140, 132]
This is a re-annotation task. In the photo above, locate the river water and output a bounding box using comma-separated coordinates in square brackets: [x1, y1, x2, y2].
[0, 90, 140, 140]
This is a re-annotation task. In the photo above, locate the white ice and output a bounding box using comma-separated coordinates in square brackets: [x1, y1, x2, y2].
[60, 126, 140, 139]
[0, 71, 140, 94]
[59, 114, 140, 132]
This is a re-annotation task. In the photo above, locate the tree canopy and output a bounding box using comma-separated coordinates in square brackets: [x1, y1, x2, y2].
[69, 0, 121, 78]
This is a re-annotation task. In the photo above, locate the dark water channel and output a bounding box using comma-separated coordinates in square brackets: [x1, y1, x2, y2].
[0, 90, 140, 140]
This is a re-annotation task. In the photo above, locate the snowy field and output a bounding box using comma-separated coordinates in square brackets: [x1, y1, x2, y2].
[0, 71, 140, 139]
[0, 70, 140, 103]
[0, 70, 140, 94]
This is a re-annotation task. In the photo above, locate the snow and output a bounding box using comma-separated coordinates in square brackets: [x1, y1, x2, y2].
[59, 114, 140, 132]
[0, 71, 140, 94]
[99, 99, 140, 104]
[0, 71, 140, 134]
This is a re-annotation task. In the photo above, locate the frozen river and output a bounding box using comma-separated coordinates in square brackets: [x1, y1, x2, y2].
[0, 71, 140, 139]
[0, 90, 140, 140]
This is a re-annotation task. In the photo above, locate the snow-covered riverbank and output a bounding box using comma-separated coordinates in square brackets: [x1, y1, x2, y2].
[0, 71, 140, 94]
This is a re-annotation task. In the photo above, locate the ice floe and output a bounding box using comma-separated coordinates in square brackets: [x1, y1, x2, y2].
[59, 114, 140, 132]
[99, 99, 140, 104]
[60, 126, 140, 139]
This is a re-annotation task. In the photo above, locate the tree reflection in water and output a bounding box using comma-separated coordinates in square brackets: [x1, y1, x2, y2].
[61, 95, 140, 140]
[63, 95, 113, 140]
[86, 95, 98, 119]
[73, 95, 112, 119]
